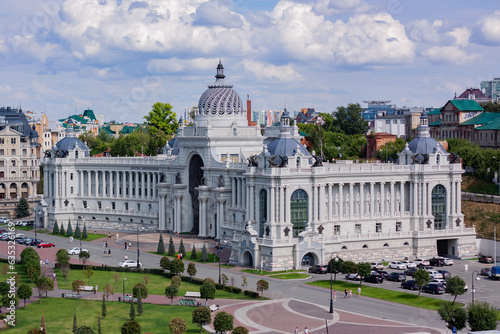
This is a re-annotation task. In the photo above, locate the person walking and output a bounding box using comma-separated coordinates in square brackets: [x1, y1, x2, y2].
[344, 288, 348, 298]
[45, 259, 49, 267]
[53, 272, 56, 281]
[69, 236, 73, 244]
[105, 241, 108, 248]
[304, 327, 309, 334]
[349, 289, 352, 299]
[294, 326, 298, 334]
[333, 290, 336, 301]
[103, 248, 107, 256]
[358, 286, 361, 297]
[108, 248, 111, 257]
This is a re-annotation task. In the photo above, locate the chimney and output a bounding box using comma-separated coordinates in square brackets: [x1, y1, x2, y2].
[247, 94, 256, 126]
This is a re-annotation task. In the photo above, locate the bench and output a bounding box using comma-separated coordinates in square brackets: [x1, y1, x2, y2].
[209, 304, 219, 312]
[119, 296, 138, 303]
[78, 286, 94, 292]
[185, 291, 201, 298]
[62, 293, 83, 299]
[178, 298, 198, 306]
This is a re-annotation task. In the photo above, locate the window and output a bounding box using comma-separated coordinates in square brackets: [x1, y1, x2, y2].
[0, 172, 3, 178]
[70, 173, 73, 180]
[112, 202, 116, 209]
[259, 189, 267, 237]
[125, 202, 129, 210]
[10, 160, 15, 167]
[290, 189, 308, 237]
[334, 225, 340, 235]
[385, 120, 390, 124]
[148, 203, 152, 212]
[0, 139, 3, 144]
[22, 160, 27, 167]
[400, 119, 405, 124]
[432, 185, 446, 230]
[137, 203, 140, 211]
[396, 222, 402, 232]
[376, 223, 382, 233]
[98, 201, 102, 209]
[10, 138, 15, 144]
[75, 150, 79, 158]
[83, 200, 87, 208]
[392, 119, 397, 124]
[355, 224, 361, 234]
[70, 187, 73, 194]
[22, 149, 26, 156]
[22, 171, 27, 177]
[11, 149, 15, 155]
[296, 156, 301, 168]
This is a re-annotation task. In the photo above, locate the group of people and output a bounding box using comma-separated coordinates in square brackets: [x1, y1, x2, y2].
[330, 287, 362, 301]
[103, 240, 111, 257]
[294, 327, 309, 334]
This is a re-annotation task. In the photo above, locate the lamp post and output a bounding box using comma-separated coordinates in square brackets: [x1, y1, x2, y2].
[36, 210, 41, 240]
[78, 217, 85, 250]
[329, 252, 339, 314]
[216, 243, 223, 284]
[122, 277, 127, 298]
[136, 224, 144, 269]
[471, 270, 480, 304]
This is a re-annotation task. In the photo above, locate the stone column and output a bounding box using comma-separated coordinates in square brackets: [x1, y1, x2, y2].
[370, 182, 375, 218]
[115, 171, 119, 197]
[249, 185, 255, 222]
[456, 181, 461, 215]
[349, 183, 354, 218]
[174, 195, 182, 232]
[279, 186, 285, 223]
[427, 182, 432, 217]
[231, 177, 236, 208]
[159, 194, 165, 230]
[339, 183, 344, 219]
[270, 186, 275, 223]
[199, 198, 207, 237]
[238, 178, 242, 208]
[87, 171, 91, 197]
[390, 181, 395, 217]
[380, 182, 385, 216]
[400, 181, 405, 214]
[360, 182, 365, 218]
[328, 184, 333, 220]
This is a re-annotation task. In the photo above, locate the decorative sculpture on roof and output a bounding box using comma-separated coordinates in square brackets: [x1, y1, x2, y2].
[312, 154, 323, 167]
[218, 175, 224, 187]
[53, 149, 68, 158]
[450, 153, 460, 164]
[44, 150, 51, 158]
[247, 154, 259, 167]
[268, 155, 288, 168]
[160, 173, 165, 182]
[175, 172, 181, 184]
[200, 176, 206, 186]
[412, 153, 429, 164]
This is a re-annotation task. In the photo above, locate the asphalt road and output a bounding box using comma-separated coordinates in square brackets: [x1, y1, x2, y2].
[15, 230, 500, 332]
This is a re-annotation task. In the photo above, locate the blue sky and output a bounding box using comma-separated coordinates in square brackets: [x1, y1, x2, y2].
[1, 0, 500, 123]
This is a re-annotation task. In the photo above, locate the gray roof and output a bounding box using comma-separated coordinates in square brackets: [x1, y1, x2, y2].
[267, 137, 310, 157]
[167, 137, 179, 155]
[55, 136, 88, 152]
[0, 107, 39, 140]
[407, 136, 443, 155]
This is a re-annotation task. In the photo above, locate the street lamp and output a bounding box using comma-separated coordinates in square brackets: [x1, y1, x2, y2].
[136, 224, 144, 269]
[78, 217, 85, 250]
[122, 277, 127, 298]
[471, 270, 480, 304]
[36, 210, 41, 240]
[216, 243, 223, 284]
[329, 252, 339, 314]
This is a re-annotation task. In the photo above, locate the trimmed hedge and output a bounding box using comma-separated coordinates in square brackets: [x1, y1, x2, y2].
[224, 286, 242, 294]
[244, 290, 260, 298]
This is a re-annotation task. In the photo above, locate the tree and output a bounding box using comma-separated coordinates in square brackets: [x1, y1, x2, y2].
[16, 196, 30, 218]
[190, 245, 197, 260]
[74, 222, 81, 239]
[241, 276, 247, 291]
[59, 223, 65, 236]
[132, 283, 148, 299]
[21, 247, 39, 264]
[18, 283, 32, 310]
[121, 320, 141, 334]
[60, 264, 70, 284]
[467, 301, 498, 331]
[75, 326, 94, 334]
[82, 223, 88, 239]
[25, 259, 41, 284]
[79, 251, 90, 266]
[101, 295, 107, 318]
[97, 312, 102, 334]
[480, 101, 500, 113]
[187, 263, 197, 281]
[103, 283, 114, 301]
[413, 268, 431, 298]
[34, 273, 52, 304]
[445, 275, 466, 305]
[157, 232, 165, 254]
[143, 275, 150, 287]
[340, 261, 356, 277]
[355, 262, 372, 286]
[213, 311, 234, 334]
[438, 302, 466, 331]
[56, 249, 70, 266]
[333, 103, 369, 135]
[129, 298, 136, 320]
[67, 219, 73, 237]
[144, 102, 178, 154]
[72, 279, 85, 295]
[220, 273, 228, 287]
[136, 290, 143, 316]
[192, 306, 212, 333]
[165, 284, 179, 306]
[256, 279, 269, 299]
[168, 234, 176, 256]
[0, 281, 9, 303]
[160, 256, 171, 271]
[200, 281, 216, 306]
[83, 266, 94, 284]
[328, 257, 344, 281]
[169, 317, 187, 334]
[170, 259, 185, 275]
[179, 238, 186, 257]
[52, 221, 59, 234]
[200, 244, 208, 262]
[73, 308, 78, 333]
[233, 326, 249, 334]
[171, 275, 182, 287]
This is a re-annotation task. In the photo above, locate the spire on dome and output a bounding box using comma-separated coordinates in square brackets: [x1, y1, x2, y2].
[216, 60, 225, 80]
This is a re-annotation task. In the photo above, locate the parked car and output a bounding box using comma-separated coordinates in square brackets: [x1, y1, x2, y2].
[430, 279, 447, 286]
[0, 218, 9, 224]
[16, 237, 28, 245]
[370, 262, 384, 270]
[422, 283, 445, 294]
[437, 270, 451, 279]
[479, 255, 494, 264]
[401, 280, 420, 290]
[27, 239, 42, 246]
[414, 258, 430, 267]
[442, 258, 454, 266]
[0, 234, 14, 241]
[404, 268, 418, 276]
[429, 258, 445, 267]
[118, 260, 142, 268]
[387, 272, 407, 282]
[389, 261, 407, 270]
[427, 270, 444, 279]
[364, 273, 384, 283]
[14, 233, 26, 240]
[401, 261, 417, 268]
[376, 270, 389, 279]
[37, 242, 55, 248]
[345, 273, 361, 281]
[67, 247, 88, 255]
[309, 265, 328, 274]
[480, 268, 491, 276]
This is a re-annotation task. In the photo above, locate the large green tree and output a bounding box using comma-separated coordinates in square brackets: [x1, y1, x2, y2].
[467, 301, 498, 331]
[192, 306, 211, 334]
[213, 311, 234, 334]
[445, 276, 466, 305]
[413, 268, 430, 298]
[355, 262, 372, 286]
[17, 197, 30, 218]
[438, 302, 466, 331]
[144, 102, 178, 155]
[199, 281, 216, 306]
[333, 103, 369, 135]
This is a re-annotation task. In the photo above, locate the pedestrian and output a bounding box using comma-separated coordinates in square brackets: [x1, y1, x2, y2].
[177, 253, 181, 260]
[358, 286, 361, 297]
[108, 248, 111, 257]
[95, 285, 98, 294]
[40, 260, 43, 267]
[344, 288, 348, 298]
[45, 259, 49, 267]
[333, 290, 336, 301]
[69, 236, 73, 243]
[116, 233, 119, 240]
[464, 264, 468, 272]
[294, 326, 298, 334]
[53, 272, 56, 281]
[125, 243, 128, 250]
[349, 289, 352, 298]
[105, 241, 108, 248]
[103, 241, 106, 248]
[304, 327, 309, 334]
[124, 255, 128, 261]
[104, 248, 107, 256]
[128, 242, 131, 248]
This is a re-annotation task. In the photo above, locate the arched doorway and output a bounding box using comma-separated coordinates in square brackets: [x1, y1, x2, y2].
[242, 251, 253, 267]
[189, 154, 204, 234]
[431, 185, 446, 230]
[301, 252, 315, 267]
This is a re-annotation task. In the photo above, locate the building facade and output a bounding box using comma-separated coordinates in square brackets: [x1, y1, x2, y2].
[40, 63, 477, 270]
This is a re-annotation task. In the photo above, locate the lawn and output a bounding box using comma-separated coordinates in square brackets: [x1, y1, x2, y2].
[268, 273, 310, 279]
[54, 268, 254, 300]
[150, 251, 220, 264]
[308, 280, 461, 311]
[10, 298, 210, 333]
[241, 269, 305, 276]
[46, 232, 108, 242]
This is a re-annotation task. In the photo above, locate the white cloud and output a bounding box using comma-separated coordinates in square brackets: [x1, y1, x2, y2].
[449, 27, 470, 47]
[477, 10, 500, 45]
[146, 58, 218, 74]
[243, 60, 302, 81]
[422, 46, 477, 65]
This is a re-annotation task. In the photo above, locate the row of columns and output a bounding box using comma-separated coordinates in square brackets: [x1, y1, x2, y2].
[231, 177, 246, 209]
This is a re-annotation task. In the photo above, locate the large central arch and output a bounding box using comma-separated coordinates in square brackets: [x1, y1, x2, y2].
[189, 154, 204, 234]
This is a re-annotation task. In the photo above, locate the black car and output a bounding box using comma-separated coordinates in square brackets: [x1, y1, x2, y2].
[479, 255, 494, 263]
[404, 268, 417, 276]
[16, 237, 28, 245]
[437, 270, 451, 279]
[364, 273, 384, 283]
[429, 258, 445, 267]
[387, 272, 406, 282]
[401, 280, 420, 290]
[376, 270, 389, 279]
[480, 268, 490, 276]
[308, 265, 328, 274]
[422, 283, 445, 294]
[31, 239, 43, 247]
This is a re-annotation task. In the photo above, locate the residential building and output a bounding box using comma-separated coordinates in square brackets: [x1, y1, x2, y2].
[429, 100, 483, 140]
[455, 88, 490, 103]
[481, 78, 500, 102]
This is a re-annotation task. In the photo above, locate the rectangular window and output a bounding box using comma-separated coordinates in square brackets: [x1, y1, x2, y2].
[385, 120, 390, 124]
[355, 224, 361, 234]
[22, 171, 27, 177]
[10, 138, 15, 144]
[148, 203, 152, 212]
[376, 223, 382, 233]
[0, 193, 4, 199]
[22, 160, 27, 167]
[0, 138, 3, 144]
[22, 149, 27, 155]
[70, 173, 73, 180]
[83, 201, 87, 209]
[334, 225, 340, 235]
[392, 119, 397, 124]
[396, 222, 402, 232]
[137, 203, 140, 211]
[98, 201, 102, 209]
[125, 202, 129, 210]
[0, 172, 3, 178]
[0, 161, 3, 167]
[70, 187, 73, 194]
[400, 119, 405, 124]
[0, 150, 3, 155]
[11, 149, 15, 155]
[112, 202, 116, 209]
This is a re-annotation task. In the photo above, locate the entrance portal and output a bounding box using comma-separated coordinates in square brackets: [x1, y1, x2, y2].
[242, 251, 253, 267]
[301, 252, 315, 267]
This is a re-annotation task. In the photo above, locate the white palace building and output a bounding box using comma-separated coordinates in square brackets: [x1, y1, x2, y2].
[39, 62, 477, 270]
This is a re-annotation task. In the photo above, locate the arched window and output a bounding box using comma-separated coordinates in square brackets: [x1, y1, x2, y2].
[75, 150, 79, 158]
[436, 154, 440, 164]
[432, 185, 446, 230]
[362, 244, 368, 248]
[259, 189, 267, 237]
[296, 157, 301, 168]
[341, 245, 347, 250]
[403, 242, 409, 246]
[290, 189, 308, 237]
[383, 243, 389, 247]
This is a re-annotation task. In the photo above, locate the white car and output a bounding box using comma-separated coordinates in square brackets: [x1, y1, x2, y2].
[345, 273, 361, 281]
[442, 258, 454, 266]
[401, 261, 417, 268]
[389, 261, 407, 270]
[427, 270, 443, 280]
[119, 260, 142, 268]
[370, 262, 384, 270]
[414, 258, 430, 267]
[430, 278, 447, 285]
[67, 247, 89, 255]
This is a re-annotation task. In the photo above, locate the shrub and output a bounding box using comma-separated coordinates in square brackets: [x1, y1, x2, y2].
[132, 283, 148, 299]
[190, 245, 197, 260]
[121, 320, 141, 334]
[52, 221, 59, 235]
[200, 244, 208, 262]
[233, 326, 249, 334]
[244, 290, 259, 298]
[171, 275, 181, 287]
[157, 232, 165, 254]
[169, 318, 187, 334]
[213, 311, 233, 333]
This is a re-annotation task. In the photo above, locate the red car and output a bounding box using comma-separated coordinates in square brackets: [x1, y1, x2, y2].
[37, 242, 55, 248]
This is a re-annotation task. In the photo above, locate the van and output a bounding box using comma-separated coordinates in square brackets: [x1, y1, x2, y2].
[0, 218, 9, 224]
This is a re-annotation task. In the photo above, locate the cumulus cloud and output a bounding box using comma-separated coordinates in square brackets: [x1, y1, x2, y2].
[476, 10, 500, 45]
[146, 57, 218, 73]
[192, 1, 244, 28]
[243, 60, 302, 81]
[422, 46, 477, 65]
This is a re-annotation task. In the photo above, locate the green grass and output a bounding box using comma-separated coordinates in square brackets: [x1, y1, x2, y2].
[268, 273, 310, 279]
[14, 226, 34, 231]
[462, 175, 499, 195]
[54, 268, 253, 300]
[11, 298, 210, 333]
[308, 280, 462, 311]
[149, 251, 220, 264]
[46, 232, 108, 242]
[241, 269, 305, 276]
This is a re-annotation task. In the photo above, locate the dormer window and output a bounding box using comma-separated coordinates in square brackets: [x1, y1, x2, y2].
[436, 154, 440, 164]
[296, 156, 301, 168]
[75, 150, 79, 158]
